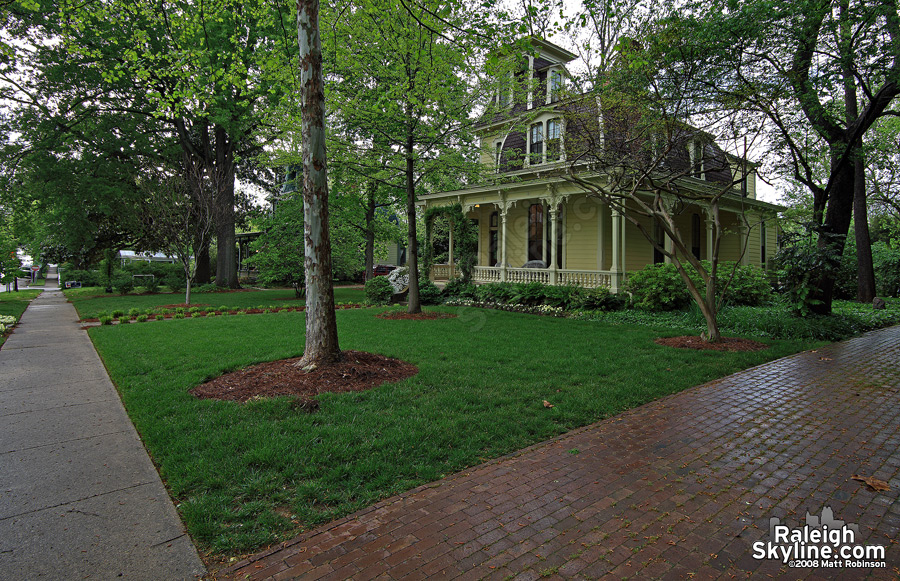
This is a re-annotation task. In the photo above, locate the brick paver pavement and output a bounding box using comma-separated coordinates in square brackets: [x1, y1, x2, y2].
[225, 326, 900, 580]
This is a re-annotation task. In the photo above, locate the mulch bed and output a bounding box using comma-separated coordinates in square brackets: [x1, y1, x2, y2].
[655, 336, 768, 352]
[376, 310, 457, 320]
[189, 350, 418, 405]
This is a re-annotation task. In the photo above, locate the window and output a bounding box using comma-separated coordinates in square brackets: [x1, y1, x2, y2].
[741, 168, 749, 197]
[549, 70, 563, 102]
[653, 220, 665, 264]
[529, 123, 543, 165]
[495, 142, 503, 171]
[489, 212, 499, 265]
[528, 204, 544, 262]
[547, 118, 561, 162]
[760, 221, 767, 267]
[690, 141, 704, 179]
[691, 214, 701, 259]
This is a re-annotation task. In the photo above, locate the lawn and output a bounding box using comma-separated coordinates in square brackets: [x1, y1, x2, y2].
[65, 286, 366, 319]
[88, 306, 818, 557]
[0, 290, 43, 346]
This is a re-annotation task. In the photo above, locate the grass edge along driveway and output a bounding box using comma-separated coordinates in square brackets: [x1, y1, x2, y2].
[87, 306, 818, 558]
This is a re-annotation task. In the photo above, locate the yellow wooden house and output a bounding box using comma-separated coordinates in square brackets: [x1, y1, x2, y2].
[421, 38, 782, 292]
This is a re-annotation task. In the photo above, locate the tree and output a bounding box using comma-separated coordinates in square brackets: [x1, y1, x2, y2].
[666, 0, 900, 311]
[297, 0, 340, 369]
[562, 33, 762, 342]
[324, 0, 502, 313]
[245, 191, 306, 298]
[137, 163, 215, 305]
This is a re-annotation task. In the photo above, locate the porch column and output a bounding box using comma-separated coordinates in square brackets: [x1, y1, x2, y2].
[705, 212, 714, 261]
[610, 208, 621, 292]
[740, 223, 750, 265]
[448, 224, 455, 279]
[500, 207, 508, 282]
[597, 204, 605, 271]
[549, 203, 559, 285]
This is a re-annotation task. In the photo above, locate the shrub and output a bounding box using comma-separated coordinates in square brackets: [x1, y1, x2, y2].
[624, 264, 690, 311]
[113, 274, 134, 295]
[165, 273, 186, 292]
[142, 276, 160, 294]
[704, 262, 773, 307]
[418, 278, 443, 305]
[773, 229, 843, 316]
[188, 307, 201, 314]
[173, 313, 186, 319]
[195, 283, 219, 293]
[442, 278, 477, 299]
[574, 286, 626, 311]
[111, 309, 125, 318]
[191, 312, 203, 318]
[365, 276, 393, 305]
[475, 282, 517, 303]
[155, 314, 165, 321]
[99, 316, 113, 325]
[128, 308, 140, 317]
[136, 314, 148, 323]
[117, 316, 130, 324]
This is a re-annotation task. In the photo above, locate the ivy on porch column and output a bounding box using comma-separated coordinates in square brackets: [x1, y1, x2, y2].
[498, 196, 512, 282]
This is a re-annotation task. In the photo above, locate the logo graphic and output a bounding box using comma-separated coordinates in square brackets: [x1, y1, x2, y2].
[752, 507, 886, 569]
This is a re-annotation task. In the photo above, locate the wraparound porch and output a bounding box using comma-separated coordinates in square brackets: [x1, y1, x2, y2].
[431, 264, 624, 290]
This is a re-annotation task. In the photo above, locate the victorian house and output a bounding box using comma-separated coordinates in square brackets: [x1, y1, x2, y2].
[421, 38, 782, 291]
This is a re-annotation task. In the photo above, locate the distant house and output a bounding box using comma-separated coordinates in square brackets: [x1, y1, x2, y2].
[421, 38, 782, 291]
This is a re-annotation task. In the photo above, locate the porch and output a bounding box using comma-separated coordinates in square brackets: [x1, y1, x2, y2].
[430, 264, 623, 289]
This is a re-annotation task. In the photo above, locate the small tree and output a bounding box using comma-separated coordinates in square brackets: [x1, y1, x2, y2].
[138, 162, 215, 305]
[245, 192, 305, 297]
[563, 37, 762, 342]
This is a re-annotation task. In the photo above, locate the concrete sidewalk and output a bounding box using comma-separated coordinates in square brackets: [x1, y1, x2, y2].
[0, 279, 205, 580]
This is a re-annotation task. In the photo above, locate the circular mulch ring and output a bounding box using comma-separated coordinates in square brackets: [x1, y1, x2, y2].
[655, 336, 768, 352]
[189, 350, 418, 404]
[376, 310, 457, 320]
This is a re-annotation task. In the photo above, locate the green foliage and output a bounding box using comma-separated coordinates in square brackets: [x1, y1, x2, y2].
[624, 264, 690, 311]
[709, 262, 773, 307]
[364, 276, 393, 305]
[475, 282, 518, 303]
[114, 276, 134, 295]
[773, 228, 843, 316]
[417, 278, 442, 305]
[424, 204, 478, 282]
[165, 273, 186, 292]
[136, 314, 148, 322]
[573, 286, 626, 311]
[99, 316, 114, 325]
[245, 193, 305, 297]
[117, 315, 130, 324]
[441, 278, 477, 299]
[128, 308, 140, 317]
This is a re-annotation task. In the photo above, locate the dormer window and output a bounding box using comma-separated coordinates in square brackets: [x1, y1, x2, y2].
[547, 118, 561, 162]
[549, 70, 563, 103]
[529, 123, 543, 165]
[689, 140, 705, 179]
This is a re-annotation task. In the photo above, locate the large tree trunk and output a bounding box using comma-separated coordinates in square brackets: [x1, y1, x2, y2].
[405, 137, 421, 314]
[214, 125, 239, 289]
[297, 0, 340, 369]
[810, 155, 855, 315]
[195, 241, 211, 284]
[364, 182, 376, 282]
[854, 153, 875, 302]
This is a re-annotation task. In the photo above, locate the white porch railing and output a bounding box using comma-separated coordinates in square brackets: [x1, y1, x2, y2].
[505, 267, 550, 285]
[431, 264, 455, 280]
[467, 266, 619, 289]
[557, 269, 612, 288]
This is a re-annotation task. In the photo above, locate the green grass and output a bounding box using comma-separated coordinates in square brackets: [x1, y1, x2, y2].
[88, 306, 817, 556]
[0, 290, 42, 346]
[65, 286, 366, 319]
[25, 278, 45, 287]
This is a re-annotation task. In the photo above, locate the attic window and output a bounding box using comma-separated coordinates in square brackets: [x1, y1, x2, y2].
[689, 140, 704, 179]
[549, 70, 563, 103]
[495, 141, 503, 171]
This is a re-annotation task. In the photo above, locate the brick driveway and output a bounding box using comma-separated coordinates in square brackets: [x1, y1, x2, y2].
[224, 327, 900, 580]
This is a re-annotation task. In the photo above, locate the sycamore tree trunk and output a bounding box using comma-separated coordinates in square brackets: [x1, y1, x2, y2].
[297, 0, 341, 369]
[214, 125, 239, 289]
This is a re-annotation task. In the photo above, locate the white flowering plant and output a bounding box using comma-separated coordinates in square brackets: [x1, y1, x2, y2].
[387, 267, 410, 293]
